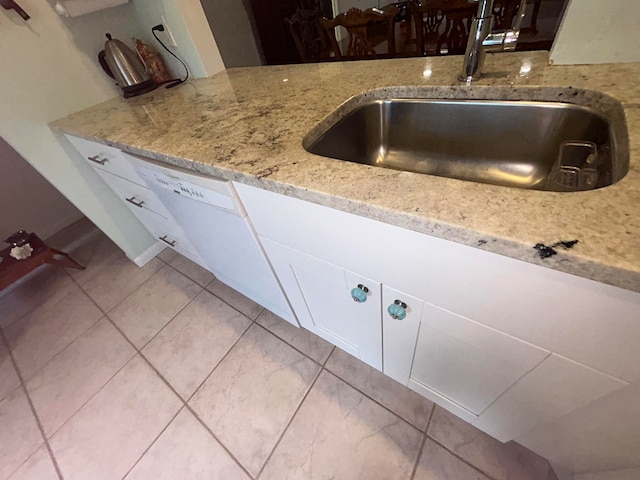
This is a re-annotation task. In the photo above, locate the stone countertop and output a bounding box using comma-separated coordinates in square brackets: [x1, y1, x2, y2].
[50, 51, 640, 293]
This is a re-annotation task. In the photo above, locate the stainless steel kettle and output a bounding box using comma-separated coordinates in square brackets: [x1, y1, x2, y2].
[98, 33, 156, 98]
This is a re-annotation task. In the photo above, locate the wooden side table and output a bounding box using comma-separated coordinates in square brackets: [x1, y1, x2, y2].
[0, 232, 85, 291]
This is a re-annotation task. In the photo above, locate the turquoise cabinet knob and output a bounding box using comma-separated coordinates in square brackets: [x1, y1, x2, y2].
[388, 300, 408, 320]
[351, 284, 369, 303]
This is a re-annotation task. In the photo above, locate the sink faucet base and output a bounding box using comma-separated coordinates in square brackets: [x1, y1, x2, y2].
[459, 0, 526, 82]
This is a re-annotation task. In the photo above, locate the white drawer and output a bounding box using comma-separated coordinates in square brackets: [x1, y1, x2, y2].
[66, 134, 146, 186]
[97, 170, 174, 220]
[134, 208, 199, 258]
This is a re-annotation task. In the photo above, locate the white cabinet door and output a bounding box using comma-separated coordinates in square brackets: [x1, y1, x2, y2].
[261, 237, 383, 370]
[473, 354, 627, 442]
[384, 288, 549, 422]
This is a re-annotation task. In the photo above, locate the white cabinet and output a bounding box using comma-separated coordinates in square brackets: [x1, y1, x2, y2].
[472, 354, 626, 442]
[127, 156, 296, 325]
[261, 238, 382, 369]
[233, 182, 633, 445]
[66, 134, 205, 267]
[384, 286, 550, 422]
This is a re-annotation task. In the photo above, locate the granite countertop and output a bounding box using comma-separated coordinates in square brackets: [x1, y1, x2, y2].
[51, 51, 640, 293]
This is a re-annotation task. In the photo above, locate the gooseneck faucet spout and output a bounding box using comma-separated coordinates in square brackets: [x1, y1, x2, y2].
[459, 0, 527, 82]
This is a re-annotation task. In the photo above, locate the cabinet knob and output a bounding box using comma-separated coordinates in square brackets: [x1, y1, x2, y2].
[388, 300, 407, 320]
[350, 284, 369, 303]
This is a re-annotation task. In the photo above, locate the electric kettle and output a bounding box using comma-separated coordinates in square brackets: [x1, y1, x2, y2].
[98, 33, 157, 98]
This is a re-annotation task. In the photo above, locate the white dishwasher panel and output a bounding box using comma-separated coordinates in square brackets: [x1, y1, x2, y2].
[127, 155, 296, 325]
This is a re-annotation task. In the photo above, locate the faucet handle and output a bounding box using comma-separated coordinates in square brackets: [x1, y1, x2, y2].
[482, 0, 527, 52]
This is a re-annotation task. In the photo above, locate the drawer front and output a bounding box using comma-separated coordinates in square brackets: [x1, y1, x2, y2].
[98, 170, 174, 220]
[66, 134, 146, 185]
[135, 208, 199, 258]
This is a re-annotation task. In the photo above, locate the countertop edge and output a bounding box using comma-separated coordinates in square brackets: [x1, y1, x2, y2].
[53, 127, 640, 293]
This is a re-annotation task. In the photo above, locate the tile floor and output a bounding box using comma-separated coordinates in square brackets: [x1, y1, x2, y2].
[0, 220, 560, 480]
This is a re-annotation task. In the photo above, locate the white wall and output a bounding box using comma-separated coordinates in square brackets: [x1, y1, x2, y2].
[550, 0, 640, 65]
[133, 0, 225, 77]
[0, 137, 83, 241]
[0, 0, 223, 263]
[200, 0, 262, 67]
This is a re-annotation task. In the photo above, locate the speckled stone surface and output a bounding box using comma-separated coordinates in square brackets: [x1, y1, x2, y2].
[50, 51, 640, 292]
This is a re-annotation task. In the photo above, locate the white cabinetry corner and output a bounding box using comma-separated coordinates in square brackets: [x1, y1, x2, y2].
[233, 181, 634, 449]
[65, 134, 203, 267]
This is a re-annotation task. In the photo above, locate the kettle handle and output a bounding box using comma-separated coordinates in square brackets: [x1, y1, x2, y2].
[98, 50, 115, 80]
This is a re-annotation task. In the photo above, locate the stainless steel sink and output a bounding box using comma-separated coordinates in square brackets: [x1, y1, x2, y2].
[304, 97, 629, 191]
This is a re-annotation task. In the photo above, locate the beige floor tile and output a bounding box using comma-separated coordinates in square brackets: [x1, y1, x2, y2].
[0, 342, 20, 402]
[206, 279, 264, 319]
[45, 216, 93, 251]
[125, 409, 249, 480]
[414, 439, 491, 480]
[169, 254, 215, 287]
[143, 290, 252, 399]
[109, 265, 201, 348]
[190, 324, 319, 476]
[157, 247, 179, 264]
[325, 347, 433, 430]
[50, 355, 181, 480]
[8, 445, 58, 480]
[0, 388, 44, 479]
[427, 407, 558, 480]
[26, 319, 135, 437]
[256, 310, 333, 364]
[261, 370, 423, 480]
[65, 232, 122, 285]
[5, 284, 102, 380]
[80, 254, 164, 312]
[0, 266, 76, 329]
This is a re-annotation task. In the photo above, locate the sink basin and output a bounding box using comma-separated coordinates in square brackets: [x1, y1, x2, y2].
[304, 95, 629, 191]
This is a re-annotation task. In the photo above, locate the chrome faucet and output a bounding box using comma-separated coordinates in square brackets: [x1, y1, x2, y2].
[459, 0, 527, 82]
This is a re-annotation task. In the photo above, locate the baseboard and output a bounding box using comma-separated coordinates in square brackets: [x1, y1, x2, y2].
[128, 242, 165, 267]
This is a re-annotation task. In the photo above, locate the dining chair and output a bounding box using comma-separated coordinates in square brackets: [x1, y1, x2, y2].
[284, 8, 331, 63]
[408, 0, 477, 56]
[320, 6, 400, 60]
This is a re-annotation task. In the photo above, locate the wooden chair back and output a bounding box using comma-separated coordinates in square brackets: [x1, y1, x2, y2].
[284, 8, 331, 63]
[320, 7, 400, 60]
[408, 0, 476, 56]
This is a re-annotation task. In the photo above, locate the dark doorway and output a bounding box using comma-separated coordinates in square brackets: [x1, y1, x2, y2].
[250, 0, 334, 65]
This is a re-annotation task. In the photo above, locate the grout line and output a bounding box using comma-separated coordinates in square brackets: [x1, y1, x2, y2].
[323, 346, 336, 367]
[424, 402, 436, 433]
[409, 404, 437, 480]
[121, 405, 186, 479]
[0, 328, 64, 480]
[183, 319, 254, 404]
[251, 321, 331, 369]
[11, 313, 103, 387]
[184, 403, 256, 479]
[425, 427, 501, 480]
[254, 367, 324, 480]
[203, 278, 266, 322]
[161, 256, 213, 289]
[323, 362, 426, 434]
[132, 285, 205, 352]
[7, 245, 506, 480]
[409, 430, 428, 480]
[73, 262, 256, 477]
[44, 349, 137, 441]
[0, 264, 76, 332]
